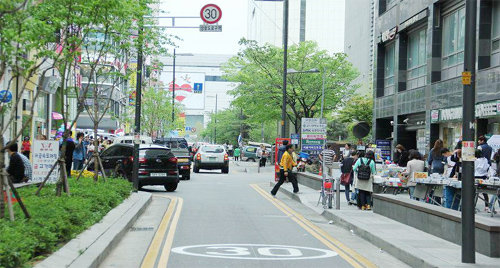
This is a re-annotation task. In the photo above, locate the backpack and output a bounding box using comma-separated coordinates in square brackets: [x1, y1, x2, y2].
[357, 158, 372, 181]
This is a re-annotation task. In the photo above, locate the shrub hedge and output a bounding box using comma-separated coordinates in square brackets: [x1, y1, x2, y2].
[0, 177, 132, 268]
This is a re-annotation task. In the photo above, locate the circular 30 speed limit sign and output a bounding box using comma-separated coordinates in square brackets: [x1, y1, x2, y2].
[200, 4, 222, 24]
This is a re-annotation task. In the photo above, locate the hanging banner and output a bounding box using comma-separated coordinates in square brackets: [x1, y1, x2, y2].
[32, 140, 60, 183]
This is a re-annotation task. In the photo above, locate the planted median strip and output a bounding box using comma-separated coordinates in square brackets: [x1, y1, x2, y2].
[0, 176, 132, 268]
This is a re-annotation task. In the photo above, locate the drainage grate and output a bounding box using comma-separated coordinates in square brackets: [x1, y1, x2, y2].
[130, 226, 155, 232]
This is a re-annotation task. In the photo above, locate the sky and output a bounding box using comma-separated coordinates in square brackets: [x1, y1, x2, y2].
[159, 0, 249, 55]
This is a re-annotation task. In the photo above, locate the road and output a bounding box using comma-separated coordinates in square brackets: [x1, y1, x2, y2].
[101, 162, 406, 268]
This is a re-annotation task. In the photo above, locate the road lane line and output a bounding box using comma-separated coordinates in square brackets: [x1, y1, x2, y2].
[141, 196, 178, 268]
[251, 184, 377, 268]
[157, 196, 184, 267]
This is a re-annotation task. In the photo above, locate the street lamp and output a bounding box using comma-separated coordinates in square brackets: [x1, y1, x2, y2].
[207, 94, 218, 144]
[171, 49, 194, 122]
[287, 68, 326, 118]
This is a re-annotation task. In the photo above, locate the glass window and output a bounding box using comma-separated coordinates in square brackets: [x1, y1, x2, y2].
[493, 2, 500, 52]
[442, 8, 466, 68]
[202, 146, 224, 153]
[384, 43, 395, 95]
[407, 28, 427, 90]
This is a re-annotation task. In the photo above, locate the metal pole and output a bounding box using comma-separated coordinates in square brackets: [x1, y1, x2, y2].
[172, 48, 176, 123]
[281, 0, 289, 138]
[214, 94, 218, 144]
[132, 24, 143, 192]
[320, 71, 325, 118]
[461, 0, 476, 263]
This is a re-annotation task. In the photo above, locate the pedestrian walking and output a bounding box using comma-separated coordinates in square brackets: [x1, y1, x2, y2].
[319, 144, 336, 179]
[353, 150, 376, 210]
[276, 140, 289, 166]
[403, 150, 425, 200]
[61, 131, 76, 177]
[234, 147, 241, 161]
[271, 144, 298, 196]
[474, 149, 491, 212]
[427, 139, 446, 175]
[228, 144, 234, 157]
[342, 143, 351, 160]
[395, 144, 409, 167]
[340, 150, 356, 204]
[478, 136, 493, 164]
[258, 144, 268, 167]
[21, 137, 31, 159]
[5, 142, 32, 183]
[73, 132, 86, 171]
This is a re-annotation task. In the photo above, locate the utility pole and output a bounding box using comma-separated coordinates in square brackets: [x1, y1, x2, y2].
[132, 23, 144, 192]
[281, 0, 289, 139]
[320, 71, 325, 118]
[214, 94, 218, 144]
[172, 48, 176, 122]
[461, 0, 476, 263]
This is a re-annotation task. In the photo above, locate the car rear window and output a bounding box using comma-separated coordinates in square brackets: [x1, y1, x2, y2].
[202, 146, 224, 153]
[140, 149, 170, 158]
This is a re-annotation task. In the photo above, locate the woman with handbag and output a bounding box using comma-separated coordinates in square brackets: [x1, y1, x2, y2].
[340, 150, 357, 204]
[353, 150, 376, 210]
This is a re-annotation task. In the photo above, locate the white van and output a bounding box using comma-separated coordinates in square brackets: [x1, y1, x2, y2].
[113, 135, 153, 145]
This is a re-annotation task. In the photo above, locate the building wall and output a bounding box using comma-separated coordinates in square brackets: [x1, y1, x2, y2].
[160, 54, 237, 141]
[344, 0, 375, 95]
[247, 0, 345, 52]
[373, 0, 500, 156]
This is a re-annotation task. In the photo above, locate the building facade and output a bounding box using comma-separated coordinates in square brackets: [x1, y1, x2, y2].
[373, 0, 500, 157]
[247, 0, 345, 52]
[160, 54, 236, 142]
[344, 0, 376, 95]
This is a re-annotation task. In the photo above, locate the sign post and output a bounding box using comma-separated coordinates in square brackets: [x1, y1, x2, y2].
[32, 140, 60, 184]
[200, 4, 222, 32]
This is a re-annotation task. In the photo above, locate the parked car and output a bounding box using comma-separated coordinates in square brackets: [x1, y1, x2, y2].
[154, 137, 191, 180]
[193, 144, 229, 173]
[87, 144, 179, 191]
[240, 146, 258, 162]
[113, 135, 153, 145]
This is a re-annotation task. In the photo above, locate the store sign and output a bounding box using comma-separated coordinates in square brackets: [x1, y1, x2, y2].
[301, 118, 327, 156]
[375, 140, 391, 161]
[431, 110, 439, 123]
[381, 26, 398, 42]
[399, 9, 428, 31]
[432, 100, 500, 122]
[462, 141, 476, 162]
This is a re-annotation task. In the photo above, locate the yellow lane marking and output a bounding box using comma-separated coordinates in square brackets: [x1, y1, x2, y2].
[157, 197, 183, 267]
[141, 196, 182, 268]
[251, 184, 377, 268]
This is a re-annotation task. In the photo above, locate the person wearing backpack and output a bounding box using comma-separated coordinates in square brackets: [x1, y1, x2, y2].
[353, 150, 376, 210]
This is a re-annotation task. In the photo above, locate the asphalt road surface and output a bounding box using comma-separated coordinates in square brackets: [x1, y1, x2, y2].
[101, 162, 406, 268]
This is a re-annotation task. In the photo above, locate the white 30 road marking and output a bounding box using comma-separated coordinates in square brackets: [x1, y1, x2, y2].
[171, 244, 338, 260]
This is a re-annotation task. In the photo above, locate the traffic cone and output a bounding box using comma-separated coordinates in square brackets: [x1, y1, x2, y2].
[319, 165, 322, 176]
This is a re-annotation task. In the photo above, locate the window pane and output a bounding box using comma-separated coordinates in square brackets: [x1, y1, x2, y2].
[384, 44, 395, 79]
[458, 8, 466, 51]
[419, 30, 427, 64]
[494, 2, 500, 39]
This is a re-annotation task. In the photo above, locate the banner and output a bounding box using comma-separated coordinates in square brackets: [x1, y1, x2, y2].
[32, 140, 59, 183]
[161, 72, 205, 110]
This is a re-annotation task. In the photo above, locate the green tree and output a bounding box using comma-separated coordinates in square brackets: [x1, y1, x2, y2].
[142, 86, 183, 137]
[222, 39, 359, 133]
[336, 94, 374, 143]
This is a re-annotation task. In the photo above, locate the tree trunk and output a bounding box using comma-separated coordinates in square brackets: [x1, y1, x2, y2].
[93, 84, 99, 182]
[0, 135, 5, 219]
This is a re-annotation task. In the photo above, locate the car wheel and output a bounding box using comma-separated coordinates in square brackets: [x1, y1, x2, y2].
[165, 183, 178, 192]
[193, 165, 199, 173]
[250, 158, 256, 162]
[222, 167, 229, 174]
[185, 174, 191, 180]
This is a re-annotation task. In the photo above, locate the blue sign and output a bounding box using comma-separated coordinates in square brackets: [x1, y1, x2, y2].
[185, 126, 192, 131]
[0, 90, 12, 103]
[302, 145, 323, 151]
[376, 140, 391, 160]
[194, 83, 203, 94]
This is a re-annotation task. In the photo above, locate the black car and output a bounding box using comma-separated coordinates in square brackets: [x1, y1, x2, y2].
[87, 144, 179, 192]
[154, 137, 191, 180]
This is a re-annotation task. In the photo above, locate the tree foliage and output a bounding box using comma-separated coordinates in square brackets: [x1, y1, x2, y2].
[222, 39, 359, 132]
[337, 94, 373, 126]
[142, 86, 183, 137]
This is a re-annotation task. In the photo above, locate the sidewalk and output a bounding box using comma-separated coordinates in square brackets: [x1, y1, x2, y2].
[270, 181, 500, 268]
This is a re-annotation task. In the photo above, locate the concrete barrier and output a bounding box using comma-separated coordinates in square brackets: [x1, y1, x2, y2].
[373, 194, 500, 257]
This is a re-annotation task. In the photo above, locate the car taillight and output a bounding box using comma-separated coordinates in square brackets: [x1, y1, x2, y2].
[196, 153, 201, 160]
[168, 157, 178, 164]
[168, 170, 177, 175]
[139, 157, 147, 164]
[224, 154, 228, 161]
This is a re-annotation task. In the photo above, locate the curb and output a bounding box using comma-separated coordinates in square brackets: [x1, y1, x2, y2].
[272, 182, 436, 268]
[36, 191, 152, 268]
